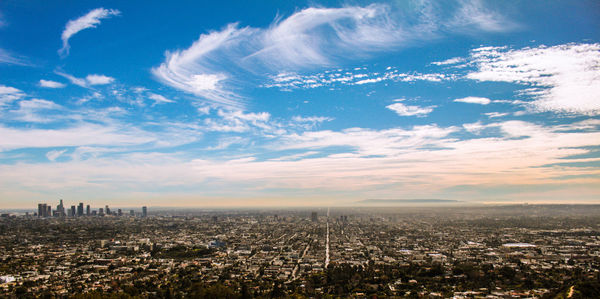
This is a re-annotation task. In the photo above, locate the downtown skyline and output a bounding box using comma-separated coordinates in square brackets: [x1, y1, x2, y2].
[0, 0, 599, 208]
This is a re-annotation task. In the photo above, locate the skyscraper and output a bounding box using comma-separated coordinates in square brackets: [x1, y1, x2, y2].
[311, 211, 318, 222]
[86, 205, 90, 216]
[38, 203, 44, 217]
[70, 206, 76, 217]
[77, 203, 84, 216]
[105, 205, 111, 215]
[142, 206, 147, 218]
[57, 199, 65, 217]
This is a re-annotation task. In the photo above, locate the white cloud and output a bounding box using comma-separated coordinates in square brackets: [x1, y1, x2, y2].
[39, 79, 66, 88]
[454, 96, 491, 105]
[467, 43, 600, 115]
[86, 74, 114, 85]
[204, 110, 275, 133]
[17, 99, 61, 110]
[59, 8, 120, 57]
[76, 91, 103, 105]
[0, 124, 151, 151]
[153, 2, 512, 108]
[431, 57, 465, 66]
[485, 112, 508, 118]
[55, 71, 115, 88]
[0, 85, 25, 106]
[148, 93, 174, 105]
[46, 149, 67, 161]
[462, 121, 487, 134]
[279, 125, 458, 157]
[386, 102, 435, 117]
[7, 99, 63, 123]
[197, 106, 211, 115]
[0, 116, 201, 153]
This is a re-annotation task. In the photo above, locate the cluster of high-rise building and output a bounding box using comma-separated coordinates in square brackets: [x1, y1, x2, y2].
[36, 199, 147, 218]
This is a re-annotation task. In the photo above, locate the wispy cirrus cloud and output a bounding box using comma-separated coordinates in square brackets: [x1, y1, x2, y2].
[153, 1, 515, 108]
[58, 8, 120, 57]
[450, 0, 519, 33]
[0, 48, 30, 66]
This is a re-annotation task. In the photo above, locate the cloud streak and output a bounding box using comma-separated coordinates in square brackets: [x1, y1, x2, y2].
[0, 48, 30, 66]
[454, 96, 491, 105]
[59, 8, 120, 57]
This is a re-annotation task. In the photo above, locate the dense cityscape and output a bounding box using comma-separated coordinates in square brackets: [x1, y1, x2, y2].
[1, 202, 600, 298]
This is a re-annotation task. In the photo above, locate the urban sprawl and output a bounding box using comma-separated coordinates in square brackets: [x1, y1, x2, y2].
[1, 203, 600, 298]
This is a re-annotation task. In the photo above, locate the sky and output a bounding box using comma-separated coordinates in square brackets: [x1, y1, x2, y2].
[0, 0, 599, 208]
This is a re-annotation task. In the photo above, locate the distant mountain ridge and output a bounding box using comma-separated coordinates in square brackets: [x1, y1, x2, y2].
[357, 199, 460, 204]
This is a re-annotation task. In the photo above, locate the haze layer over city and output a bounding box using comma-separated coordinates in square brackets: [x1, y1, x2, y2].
[1, 0, 600, 298]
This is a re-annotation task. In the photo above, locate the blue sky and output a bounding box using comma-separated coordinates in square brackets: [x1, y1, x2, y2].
[0, 0, 599, 208]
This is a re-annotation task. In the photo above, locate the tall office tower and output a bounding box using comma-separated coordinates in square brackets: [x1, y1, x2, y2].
[56, 199, 63, 217]
[130, 210, 134, 216]
[86, 205, 91, 216]
[117, 209, 122, 216]
[47, 205, 52, 218]
[142, 206, 147, 218]
[38, 203, 44, 217]
[99, 208, 104, 216]
[70, 205, 76, 217]
[105, 205, 111, 215]
[311, 211, 318, 222]
[77, 203, 84, 216]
